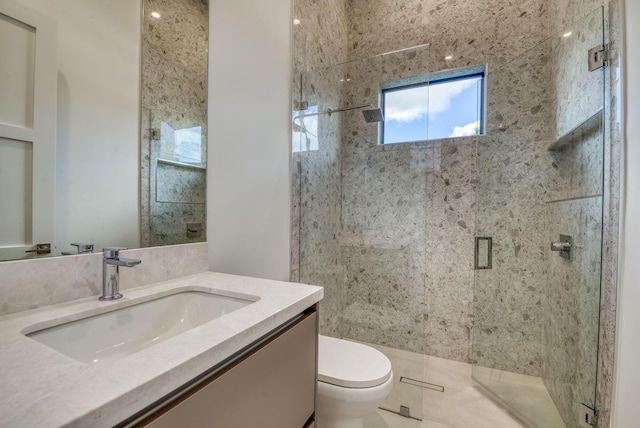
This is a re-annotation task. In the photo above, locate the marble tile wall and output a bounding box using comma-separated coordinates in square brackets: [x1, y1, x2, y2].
[0, 243, 209, 317]
[140, 0, 208, 248]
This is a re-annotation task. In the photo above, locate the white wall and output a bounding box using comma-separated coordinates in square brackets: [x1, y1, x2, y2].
[207, 0, 292, 280]
[16, 0, 141, 254]
[612, 0, 640, 426]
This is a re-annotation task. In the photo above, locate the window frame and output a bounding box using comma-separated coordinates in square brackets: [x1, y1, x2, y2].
[379, 64, 487, 144]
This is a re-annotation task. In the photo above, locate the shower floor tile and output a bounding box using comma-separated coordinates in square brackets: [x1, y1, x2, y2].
[360, 343, 529, 428]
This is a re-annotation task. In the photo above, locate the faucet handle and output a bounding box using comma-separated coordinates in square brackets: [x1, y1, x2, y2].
[71, 243, 94, 253]
[103, 247, 128, 258]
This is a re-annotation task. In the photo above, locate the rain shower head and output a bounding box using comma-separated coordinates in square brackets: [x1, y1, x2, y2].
[362, 108, 384, 123]
[296, 103, 384, 123]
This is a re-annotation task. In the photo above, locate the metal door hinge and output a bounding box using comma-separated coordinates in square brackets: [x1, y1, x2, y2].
[551, 234, 573, 260]
[588, 45, 608, 71]
[151, 127, 161, 140]
[579, 403, 596, 427]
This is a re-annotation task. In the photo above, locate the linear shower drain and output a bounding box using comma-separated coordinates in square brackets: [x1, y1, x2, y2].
[400, 376, 445, 392]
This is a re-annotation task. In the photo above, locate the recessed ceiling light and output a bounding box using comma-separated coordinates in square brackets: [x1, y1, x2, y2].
[151, 11, 161, 19]
[563, 31, 572, 38]
[445, 55, 453, 60]
[293, 18, 301, 25]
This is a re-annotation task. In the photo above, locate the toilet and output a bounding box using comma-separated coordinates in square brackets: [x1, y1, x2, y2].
[316, 335, 394, 428]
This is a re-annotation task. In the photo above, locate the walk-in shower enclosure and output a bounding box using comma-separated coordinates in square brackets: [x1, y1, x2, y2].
[292, 3, 608, 427]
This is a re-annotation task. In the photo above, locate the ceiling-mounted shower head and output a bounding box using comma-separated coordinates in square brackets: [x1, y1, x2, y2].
[362, 108, 384, 123]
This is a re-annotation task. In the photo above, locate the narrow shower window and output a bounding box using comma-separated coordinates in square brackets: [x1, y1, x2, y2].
[380, 64, 486, 144]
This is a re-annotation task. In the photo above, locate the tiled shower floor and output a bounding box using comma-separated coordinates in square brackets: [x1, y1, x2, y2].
[359, 342, 564, 428]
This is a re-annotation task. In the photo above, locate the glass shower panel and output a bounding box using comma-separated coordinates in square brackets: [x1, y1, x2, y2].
[472, 7, 604, 428]
[295, 45, 431, 421]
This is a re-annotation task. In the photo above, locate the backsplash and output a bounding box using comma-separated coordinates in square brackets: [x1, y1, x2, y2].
[0, 243, 208, 317]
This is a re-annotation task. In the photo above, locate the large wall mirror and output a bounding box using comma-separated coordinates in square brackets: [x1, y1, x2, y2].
[0, 0, 208, 262]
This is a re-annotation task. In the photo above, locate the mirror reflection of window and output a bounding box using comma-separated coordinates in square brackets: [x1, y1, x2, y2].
[159, 122, 204, 166]
[293, 105, 319, 152]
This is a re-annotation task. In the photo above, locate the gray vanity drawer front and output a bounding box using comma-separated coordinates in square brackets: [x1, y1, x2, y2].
[142, 311, 317, 428]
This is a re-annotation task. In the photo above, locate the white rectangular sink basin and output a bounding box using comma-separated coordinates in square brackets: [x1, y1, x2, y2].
[26, 291, 254, 364]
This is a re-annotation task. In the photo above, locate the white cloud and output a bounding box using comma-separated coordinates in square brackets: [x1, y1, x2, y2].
[429, 79, 477, 115]
[385, 78, 479, 124]
[449, 121, 480, 138]
[385, 86, 429, 124]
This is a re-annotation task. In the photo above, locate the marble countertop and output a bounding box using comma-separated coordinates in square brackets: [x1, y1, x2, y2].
[0, 272, 323, 427]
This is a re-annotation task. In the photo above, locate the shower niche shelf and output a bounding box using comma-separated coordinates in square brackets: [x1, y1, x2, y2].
[548, 108, 603, 151]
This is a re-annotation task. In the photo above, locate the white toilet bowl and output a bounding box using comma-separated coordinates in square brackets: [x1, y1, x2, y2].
[316, 335, 394, 428]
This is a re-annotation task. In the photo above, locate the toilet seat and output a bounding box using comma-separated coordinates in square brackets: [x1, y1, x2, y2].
[318, 335, 392, 388]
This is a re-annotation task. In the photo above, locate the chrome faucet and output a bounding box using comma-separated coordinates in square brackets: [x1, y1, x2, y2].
[61, 242, 94, 255]
[100, 247, 142, 301]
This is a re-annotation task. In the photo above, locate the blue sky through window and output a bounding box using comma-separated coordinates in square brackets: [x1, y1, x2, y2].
[382, 74, 483, 144]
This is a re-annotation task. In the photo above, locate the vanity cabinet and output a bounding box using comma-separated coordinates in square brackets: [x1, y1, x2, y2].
[128, 307, 318, 428]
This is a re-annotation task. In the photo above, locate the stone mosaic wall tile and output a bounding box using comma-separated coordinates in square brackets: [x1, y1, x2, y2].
[424, 138, 476, 362]
[293, 0, 349, 73]
[298, 145, 345, 336]
[543, 197, 602, 428]
[291, 0, 350, 337]
[340, 144, 430, 353]
[149, 203, 206, 247]
[551, 0, 606, 34]
[142, 0, 209, 87]
[293, 8, 620, 424]
[296, 93, 347, 337]
[155, 163, 206, 204]
[148, 110, 207, 247]
[347, 0, 551, 71]
[473, 34, 557, 376]
[140, 0, 208, 247]
[551, 17, 603, 139]
[142, 44, 208, 116]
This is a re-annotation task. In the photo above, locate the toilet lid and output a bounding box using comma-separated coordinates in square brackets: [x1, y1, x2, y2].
[318, 335, 392, 388]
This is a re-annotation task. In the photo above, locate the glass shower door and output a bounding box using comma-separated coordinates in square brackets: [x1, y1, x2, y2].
[472, 7, 605, 428]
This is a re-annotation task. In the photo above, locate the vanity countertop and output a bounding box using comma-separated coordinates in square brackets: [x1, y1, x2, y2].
[0, 272, 323, 427]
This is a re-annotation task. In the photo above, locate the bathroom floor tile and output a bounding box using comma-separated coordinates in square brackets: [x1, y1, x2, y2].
[365, 409, 420, 428]
[358, 342, 531, 428]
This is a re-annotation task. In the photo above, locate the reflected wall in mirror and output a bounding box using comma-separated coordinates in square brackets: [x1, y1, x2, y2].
[140, 0, 208, 247]
[0, 0, 208, 262]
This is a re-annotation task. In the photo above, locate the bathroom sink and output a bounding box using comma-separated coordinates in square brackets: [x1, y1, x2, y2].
[25, 291, 254, 364]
